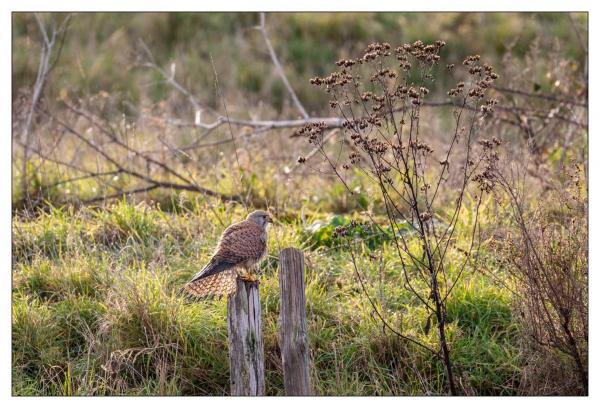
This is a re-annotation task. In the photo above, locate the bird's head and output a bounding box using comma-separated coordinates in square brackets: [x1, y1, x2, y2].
[247, 210, 273, 228]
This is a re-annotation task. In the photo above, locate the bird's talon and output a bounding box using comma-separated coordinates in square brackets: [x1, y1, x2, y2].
[240, 274, 260, 284]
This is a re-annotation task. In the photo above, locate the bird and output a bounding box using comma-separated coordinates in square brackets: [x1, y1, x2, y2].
[181, 210, 272, 298]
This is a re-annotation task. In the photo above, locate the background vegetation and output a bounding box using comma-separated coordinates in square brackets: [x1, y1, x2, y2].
[12, 12, 588, 395]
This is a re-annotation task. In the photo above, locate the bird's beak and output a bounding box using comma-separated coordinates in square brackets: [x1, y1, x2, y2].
[267, 214, 274, 223]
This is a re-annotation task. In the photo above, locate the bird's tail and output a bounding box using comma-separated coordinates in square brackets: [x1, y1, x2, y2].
[181, 269, 238, 299]
[179, 258, 238, 299]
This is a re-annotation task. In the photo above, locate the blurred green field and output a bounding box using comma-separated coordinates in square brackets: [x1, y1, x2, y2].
[12, 12, 587, 115]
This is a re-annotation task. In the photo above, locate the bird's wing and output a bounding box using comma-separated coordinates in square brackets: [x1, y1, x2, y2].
[187, 257, 237, 282]
[186, 220, 265, 283]
[213, 219, 267, 265]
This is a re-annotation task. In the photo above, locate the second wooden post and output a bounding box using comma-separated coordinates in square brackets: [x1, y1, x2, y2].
[278, 248, 312, 395]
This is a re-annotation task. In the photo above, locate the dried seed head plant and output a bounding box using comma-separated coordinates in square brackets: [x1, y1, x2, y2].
[299, 40, 502, 395]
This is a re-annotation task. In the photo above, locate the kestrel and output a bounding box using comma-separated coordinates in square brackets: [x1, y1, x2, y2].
[182, 210, 272, 298]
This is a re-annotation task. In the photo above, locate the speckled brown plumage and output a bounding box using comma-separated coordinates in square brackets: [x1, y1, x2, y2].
[182, 210, 271, 299]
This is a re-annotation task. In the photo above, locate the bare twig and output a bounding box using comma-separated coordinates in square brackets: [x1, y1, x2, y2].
[138, 39, 220, 118]
[258, 13, 309, 119]
[289, 129, 338, 173]
[491, 85, 587, 108]
[19, 13, 71, 203]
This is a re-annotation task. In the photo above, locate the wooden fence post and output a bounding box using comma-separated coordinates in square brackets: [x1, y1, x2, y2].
[278, 248, 312, 395]
[227, 277, 265, 396]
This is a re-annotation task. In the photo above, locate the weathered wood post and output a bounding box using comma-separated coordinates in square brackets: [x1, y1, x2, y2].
[278, 248, 312, 395]
[227, 276, 265, 395]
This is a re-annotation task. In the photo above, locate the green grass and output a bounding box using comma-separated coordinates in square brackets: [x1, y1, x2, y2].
[12, 199, 523, 395]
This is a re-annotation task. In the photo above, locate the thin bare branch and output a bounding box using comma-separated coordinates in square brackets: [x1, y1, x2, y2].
[258, 13, 309, 119]
[138, 39, 219, 117]
[491, 85, 587, 108]
[19, 13, 69, 203]
[290, 129, 338, 173]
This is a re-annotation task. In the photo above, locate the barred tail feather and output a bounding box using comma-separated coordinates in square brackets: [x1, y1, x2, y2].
[180, 258, 238, 299]
[183, 269, 238, 299]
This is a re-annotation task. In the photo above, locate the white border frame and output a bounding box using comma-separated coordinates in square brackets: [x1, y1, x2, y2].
[1, 2, 596, 407]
